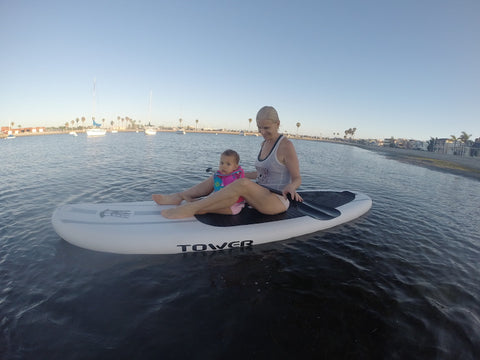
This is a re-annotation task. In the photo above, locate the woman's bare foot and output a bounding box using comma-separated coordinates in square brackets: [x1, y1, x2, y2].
[152, 193, 183, 205]
[161, 206, 195, 219]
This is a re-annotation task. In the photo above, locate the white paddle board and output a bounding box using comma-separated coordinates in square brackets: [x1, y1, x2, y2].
[51, 190, 372, 254]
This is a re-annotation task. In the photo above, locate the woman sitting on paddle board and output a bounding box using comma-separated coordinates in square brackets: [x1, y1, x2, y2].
[152, 106, 302, 219]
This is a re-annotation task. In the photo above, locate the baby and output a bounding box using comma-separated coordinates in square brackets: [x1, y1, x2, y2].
[213, 149, 245, 215]
[152, 149, 245, 215]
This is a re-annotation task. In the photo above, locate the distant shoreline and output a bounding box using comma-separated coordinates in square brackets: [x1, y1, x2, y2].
[349, 143, 480, 181]
[0, 128, 257, 138]
[3, 129, 479, 181]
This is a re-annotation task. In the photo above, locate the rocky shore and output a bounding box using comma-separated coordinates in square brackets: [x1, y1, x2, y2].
[353, 144, 480, 181]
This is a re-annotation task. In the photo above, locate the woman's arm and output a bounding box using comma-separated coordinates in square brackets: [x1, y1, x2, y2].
[244, 171, 257, 180]
[278, 139, 302, 200]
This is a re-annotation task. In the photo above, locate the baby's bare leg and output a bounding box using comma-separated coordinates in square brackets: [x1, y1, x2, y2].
[152, 177, 214, 205]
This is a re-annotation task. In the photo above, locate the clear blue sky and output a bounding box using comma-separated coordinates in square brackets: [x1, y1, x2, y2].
[1, 0, 479, 140]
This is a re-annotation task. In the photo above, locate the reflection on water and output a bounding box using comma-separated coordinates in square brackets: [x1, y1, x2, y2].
[1, 132, 479, 359]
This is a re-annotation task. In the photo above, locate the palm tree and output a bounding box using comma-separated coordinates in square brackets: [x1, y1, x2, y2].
[459, 131, 472, 144]
[459, 131, 472, 156]
[110, 120, 114, 128]
[70, 120, 75, 127]
[65, 122, 69, 129]
[81, 117, 85, 128]
[450, 135, 458, 155]
[102, 118, 105, 127]
[179, 118, 183, 128]
[195, 119, 199, 132]
[427, 137, 437, 152]
[75, 118, 80, 128]
[296, 122, 301, 137]
[248, 118, 252, 132]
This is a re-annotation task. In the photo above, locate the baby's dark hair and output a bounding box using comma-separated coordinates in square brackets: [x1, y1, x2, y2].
[222, 149, 240, 164]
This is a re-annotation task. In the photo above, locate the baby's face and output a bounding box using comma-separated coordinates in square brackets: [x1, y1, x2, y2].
[219, 155, 238, 174]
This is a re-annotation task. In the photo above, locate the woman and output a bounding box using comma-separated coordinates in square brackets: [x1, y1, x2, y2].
[153, 106, 302, 219]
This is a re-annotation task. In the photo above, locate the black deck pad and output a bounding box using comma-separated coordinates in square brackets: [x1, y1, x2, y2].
[195, 191, 355, 227]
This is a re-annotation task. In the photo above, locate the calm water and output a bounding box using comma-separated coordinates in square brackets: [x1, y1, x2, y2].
[1, 132, 479, 359]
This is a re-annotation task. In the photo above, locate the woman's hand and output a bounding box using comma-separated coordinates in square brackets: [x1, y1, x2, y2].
[282, 184, 303, 202]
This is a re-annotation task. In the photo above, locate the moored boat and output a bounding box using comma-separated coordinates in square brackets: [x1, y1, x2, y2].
[145, 128, 157, 135]
[86, 128, 106, 137]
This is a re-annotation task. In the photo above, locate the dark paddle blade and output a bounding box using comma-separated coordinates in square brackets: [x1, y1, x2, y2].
[294, 200, 340, 220]
[263, 186, 341, 220]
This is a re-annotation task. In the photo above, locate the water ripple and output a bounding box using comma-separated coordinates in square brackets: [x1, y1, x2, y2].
[1, 133, 480, 359]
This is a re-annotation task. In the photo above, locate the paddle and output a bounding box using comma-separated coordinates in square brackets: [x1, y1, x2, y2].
[261, 185, 341, 220]
[205, 168, 340, 220]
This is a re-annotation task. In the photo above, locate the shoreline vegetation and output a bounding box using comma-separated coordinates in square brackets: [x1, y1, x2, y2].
[3, 128, 480, 181]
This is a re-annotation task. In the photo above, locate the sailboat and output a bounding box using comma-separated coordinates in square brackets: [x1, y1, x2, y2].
[86, 78, 106, 137]
[144, 90, 157, 135]
[86, 119, 106, 137]
[6, 124, 16, 139]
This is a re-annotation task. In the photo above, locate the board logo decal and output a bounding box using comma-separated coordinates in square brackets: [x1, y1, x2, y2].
[177, 240, 254, 252]
[100, 209, 132, 219]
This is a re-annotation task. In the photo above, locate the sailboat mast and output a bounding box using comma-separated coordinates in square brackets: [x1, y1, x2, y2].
[148, 90, 152, 125]
[92, 78, 96, 125]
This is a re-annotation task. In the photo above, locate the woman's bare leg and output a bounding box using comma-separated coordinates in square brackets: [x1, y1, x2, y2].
[196, 207, 233, 215]
[152, 177, 214, 205]
[161, 178, 287, 219]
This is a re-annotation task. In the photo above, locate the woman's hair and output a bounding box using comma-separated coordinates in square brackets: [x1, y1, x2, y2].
[256, 106, 280, 124]
[222, 149, 240, 164]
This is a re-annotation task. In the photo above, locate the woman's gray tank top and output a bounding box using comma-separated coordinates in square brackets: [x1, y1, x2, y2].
[255, 135, 291, 191]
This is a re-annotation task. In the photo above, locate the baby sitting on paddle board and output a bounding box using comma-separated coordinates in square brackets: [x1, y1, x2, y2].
[213, 149, 245, 215]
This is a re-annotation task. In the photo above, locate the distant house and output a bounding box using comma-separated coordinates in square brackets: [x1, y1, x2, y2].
[409, 140, 427, 151]
[383, 138, 394, 147]
[433, 138, 451, 154]
[1, 126, 45, 135]
[471, 138, 480, 157]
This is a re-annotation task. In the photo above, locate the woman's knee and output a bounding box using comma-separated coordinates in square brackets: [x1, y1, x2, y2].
[232, 178, 255, 192]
